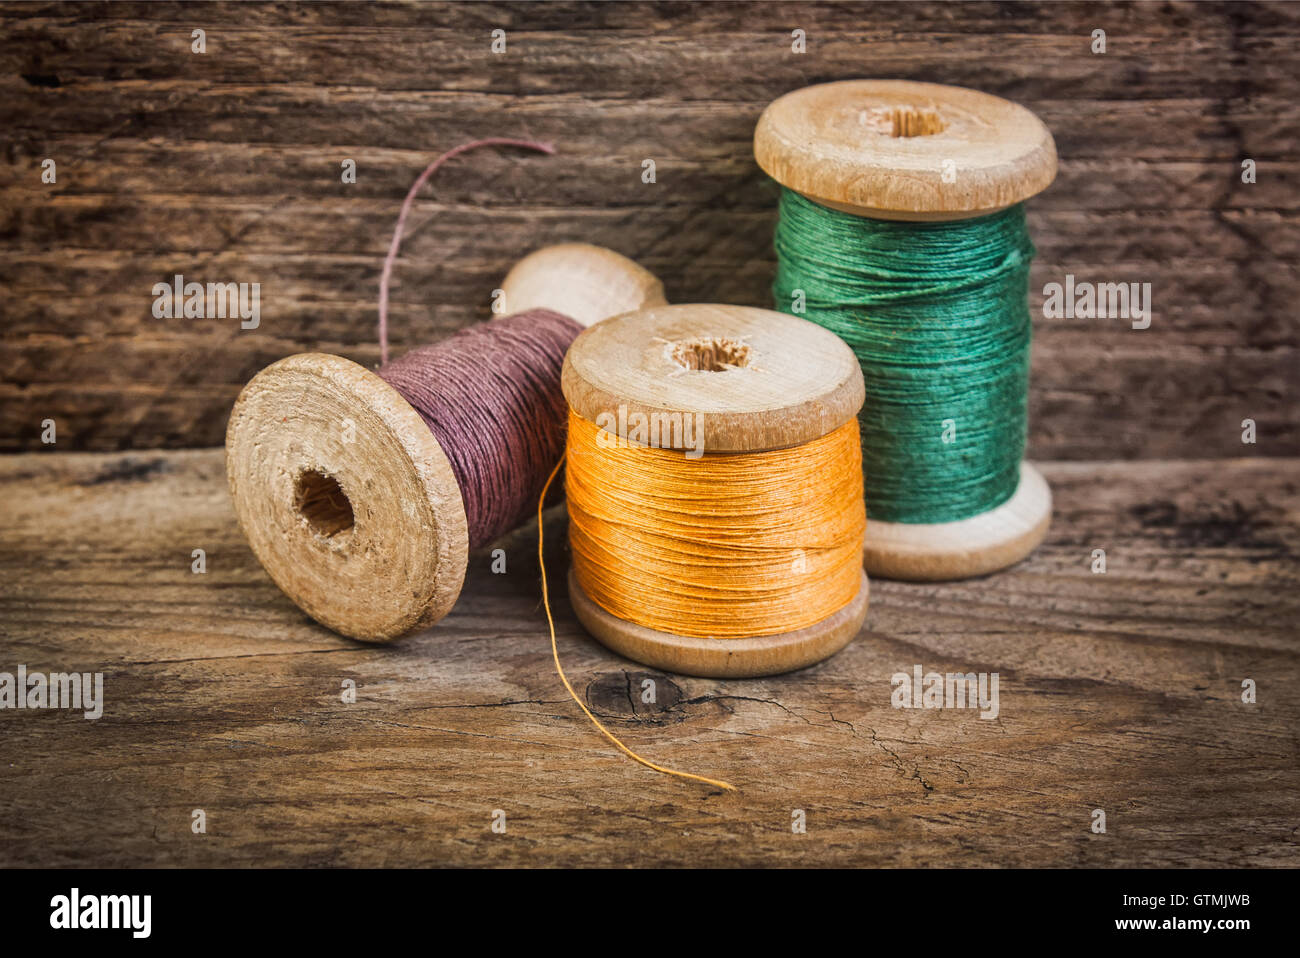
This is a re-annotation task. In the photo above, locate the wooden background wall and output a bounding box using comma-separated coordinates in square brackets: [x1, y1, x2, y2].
[1, 1, 1296, 457]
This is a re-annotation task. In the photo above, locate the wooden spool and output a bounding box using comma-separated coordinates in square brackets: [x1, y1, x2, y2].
[561, 302, 870, 678]
[754, 79, 1058, 580]
[500, 242, 667, 326]
[225, 245, 663, 642]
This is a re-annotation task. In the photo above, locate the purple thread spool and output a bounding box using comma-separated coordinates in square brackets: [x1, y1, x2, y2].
[225, 142, 666, 641]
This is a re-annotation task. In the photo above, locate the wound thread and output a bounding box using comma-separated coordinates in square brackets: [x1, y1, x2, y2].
[565, 410, 866, 638]
[773, 188, 1035, 524]
[378, 310, 581, 548]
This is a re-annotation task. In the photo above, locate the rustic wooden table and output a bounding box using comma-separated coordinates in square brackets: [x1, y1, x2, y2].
[2, 449, 1296, 867]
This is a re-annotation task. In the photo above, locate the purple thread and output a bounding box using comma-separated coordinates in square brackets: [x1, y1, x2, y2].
[378, 310, 583, 549]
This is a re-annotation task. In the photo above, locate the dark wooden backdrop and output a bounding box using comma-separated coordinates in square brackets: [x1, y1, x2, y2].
[1, 1, 1296, 457]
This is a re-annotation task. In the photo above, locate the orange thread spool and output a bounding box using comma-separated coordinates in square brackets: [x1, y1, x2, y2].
[566, 411, 865, 639]
[559, 302, 871, 678]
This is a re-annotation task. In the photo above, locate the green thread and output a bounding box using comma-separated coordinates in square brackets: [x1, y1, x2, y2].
[773, 187, 1035, 524]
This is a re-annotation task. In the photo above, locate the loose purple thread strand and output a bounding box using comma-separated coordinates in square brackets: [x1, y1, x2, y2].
[378, 137, 556, 365]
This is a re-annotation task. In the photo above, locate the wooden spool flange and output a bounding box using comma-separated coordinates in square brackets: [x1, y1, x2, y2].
[225, 245, 662, 642]
[562, 303, 870, 677]
[501, 242, 667, 326]
[754, 79, 1058, 580]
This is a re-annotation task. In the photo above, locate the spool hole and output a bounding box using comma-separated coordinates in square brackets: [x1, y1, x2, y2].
[295, 469, 355, 538]
[669, 336, 752, 372]
[860, 106, 946, 138]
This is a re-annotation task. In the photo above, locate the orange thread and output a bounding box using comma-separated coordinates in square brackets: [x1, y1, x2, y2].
[565, 410, 866, 638]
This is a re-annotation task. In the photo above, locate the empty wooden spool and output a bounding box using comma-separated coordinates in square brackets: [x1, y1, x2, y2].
[754, 79, 1058, 580]
[225, 244, 664, 642]
[500, 242, 667, 325]
[561, 303, 870, 678]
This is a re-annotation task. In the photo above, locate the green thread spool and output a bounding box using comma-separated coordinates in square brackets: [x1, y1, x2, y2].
[754, 79, 1058, 580]
[774, 190, 1034, 523]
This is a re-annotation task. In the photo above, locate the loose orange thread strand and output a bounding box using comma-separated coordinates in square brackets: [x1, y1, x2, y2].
[565, 412, 866, 638]
[537, 458, 738, 793]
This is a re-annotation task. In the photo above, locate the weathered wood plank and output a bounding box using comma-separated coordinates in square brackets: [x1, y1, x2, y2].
[1, 1, 1296, 457]
[0, 449, 1296, 866]
[3, 2, 1297, 102]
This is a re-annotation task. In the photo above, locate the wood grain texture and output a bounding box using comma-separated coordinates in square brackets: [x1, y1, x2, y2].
[0, 448, 1296, 867]
[0, 1, 1296, 456]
